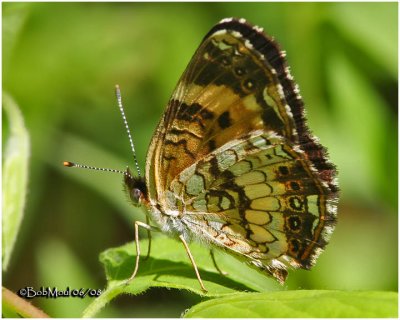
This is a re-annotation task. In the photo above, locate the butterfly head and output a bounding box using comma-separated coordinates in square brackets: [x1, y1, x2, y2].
[124, 168, 147, 207]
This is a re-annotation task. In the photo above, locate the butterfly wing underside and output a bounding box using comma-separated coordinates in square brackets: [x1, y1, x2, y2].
[171, 130, 336, 282]
[145, 18, 338, 282]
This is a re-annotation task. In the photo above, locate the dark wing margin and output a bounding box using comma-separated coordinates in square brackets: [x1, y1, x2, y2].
[205, 18, 338, 195]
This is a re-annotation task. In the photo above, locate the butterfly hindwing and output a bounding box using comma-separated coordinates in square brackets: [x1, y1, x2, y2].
[168, 130, 336, 282]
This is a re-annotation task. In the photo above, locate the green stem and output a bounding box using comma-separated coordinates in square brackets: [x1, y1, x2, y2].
[81, 282, 125, 318]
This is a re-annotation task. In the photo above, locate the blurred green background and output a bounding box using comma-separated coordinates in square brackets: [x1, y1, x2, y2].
[3, 2, 397, 317]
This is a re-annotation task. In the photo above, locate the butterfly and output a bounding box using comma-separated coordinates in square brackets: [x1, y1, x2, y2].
[66, 18, 338, 292]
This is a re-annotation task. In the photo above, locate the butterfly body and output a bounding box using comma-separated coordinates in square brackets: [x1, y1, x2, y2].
[124, 18, 338, 285]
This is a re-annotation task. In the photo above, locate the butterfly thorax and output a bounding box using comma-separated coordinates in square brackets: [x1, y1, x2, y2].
[124, 168, 194, 240]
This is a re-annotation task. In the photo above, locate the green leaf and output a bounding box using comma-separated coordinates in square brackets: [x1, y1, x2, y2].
[184, 290, 398, 318]
[2, 93, 30, 271]
[82, 235, 281, 317]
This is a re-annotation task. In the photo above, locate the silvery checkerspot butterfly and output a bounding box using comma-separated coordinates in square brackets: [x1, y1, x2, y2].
[65, 18, 338, 292]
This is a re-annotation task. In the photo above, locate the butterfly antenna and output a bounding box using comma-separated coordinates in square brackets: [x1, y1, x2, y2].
[63, 161, 132, 179]
[115, 85, 142, 178]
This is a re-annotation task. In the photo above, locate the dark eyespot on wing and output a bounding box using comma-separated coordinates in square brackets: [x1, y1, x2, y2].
[217, 111, 232, 129]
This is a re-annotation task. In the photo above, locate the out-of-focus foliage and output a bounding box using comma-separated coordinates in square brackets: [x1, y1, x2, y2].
[2, 2, 397, 317]
[2, 93, 30, 271]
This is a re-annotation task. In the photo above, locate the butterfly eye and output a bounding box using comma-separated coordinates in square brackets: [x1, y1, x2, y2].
[130, 188, 142, 206]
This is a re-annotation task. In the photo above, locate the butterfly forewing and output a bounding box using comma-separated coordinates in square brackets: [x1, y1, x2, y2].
[148, 21, 298, 193]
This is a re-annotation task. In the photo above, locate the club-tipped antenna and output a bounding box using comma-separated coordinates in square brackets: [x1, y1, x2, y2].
[115, 85, 142, 178]
[63, 161, 132, 179]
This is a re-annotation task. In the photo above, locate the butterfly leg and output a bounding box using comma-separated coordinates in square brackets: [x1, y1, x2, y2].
[143, 215, 151, 261]
[210, 249, 228, 276]
[127, 221, 159, 283]
[178, 235, 208, 293]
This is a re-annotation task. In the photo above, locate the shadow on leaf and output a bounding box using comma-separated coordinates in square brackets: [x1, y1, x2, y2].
[101, 250, 254, 292]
